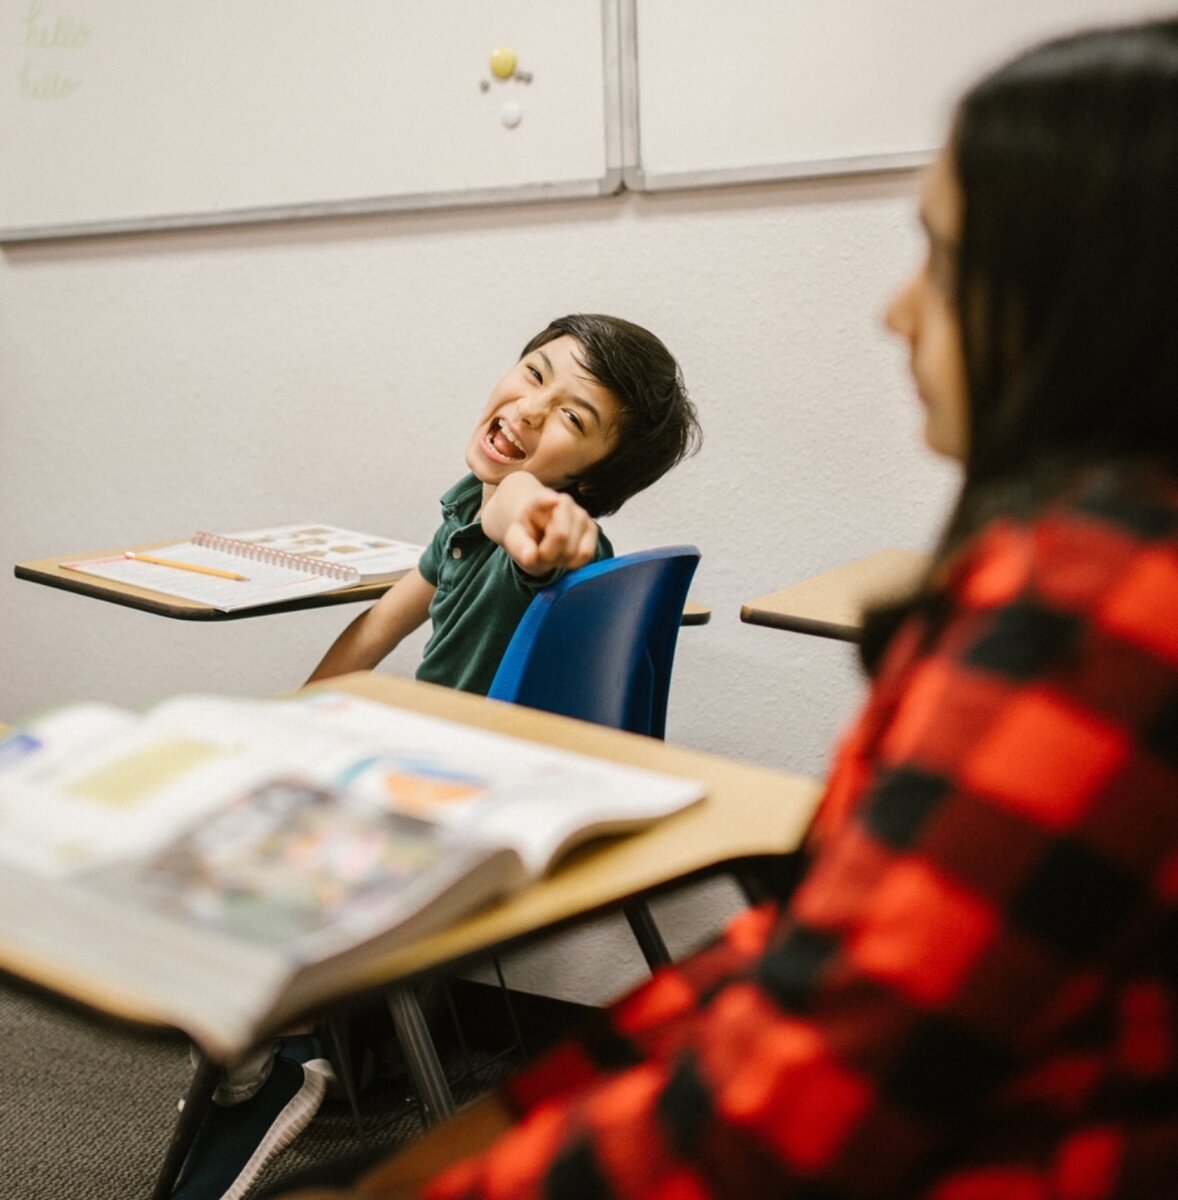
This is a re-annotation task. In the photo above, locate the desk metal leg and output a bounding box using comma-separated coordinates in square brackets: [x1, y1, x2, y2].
[387, 988, 455, 1127]
[150, 1051, 219, 1200]
[624, 901, 672, 970]
[327, 1014, 368, 1138]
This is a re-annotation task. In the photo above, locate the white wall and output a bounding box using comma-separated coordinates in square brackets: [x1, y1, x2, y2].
[0, 173, 957, 1003]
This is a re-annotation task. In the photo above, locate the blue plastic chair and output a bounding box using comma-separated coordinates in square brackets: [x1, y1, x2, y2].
[486, 545, 701, 743]
[487, 544, 702, 968]
[388, 546, 702, 1126]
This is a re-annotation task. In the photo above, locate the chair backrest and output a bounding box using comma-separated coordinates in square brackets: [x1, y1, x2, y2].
[487, 545, 700, 740]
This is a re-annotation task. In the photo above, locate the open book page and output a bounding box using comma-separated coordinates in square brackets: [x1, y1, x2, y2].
[60, 542, 343, 611]
[0, 692, 704, 880]
[0, 706, 523, 1055]
[224, 690, 707, 876]
[86, 776, 520, 960]
[0, 692, 703, 1056]
[0, 803, 513, 1058]
[0, 701, 134, 778]
[60, 524, 423, 611]
[0, 707, 296, 876]
[214, 524, 423, 583]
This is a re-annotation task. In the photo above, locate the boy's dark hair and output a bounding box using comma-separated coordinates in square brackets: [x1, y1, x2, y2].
[863, 19, 1178, 671]
[520, 313, 701, 517]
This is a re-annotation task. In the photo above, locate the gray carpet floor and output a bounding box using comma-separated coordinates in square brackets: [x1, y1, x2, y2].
[0, 976, 519, 1200]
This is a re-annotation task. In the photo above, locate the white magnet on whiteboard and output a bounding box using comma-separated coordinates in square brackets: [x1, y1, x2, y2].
[500, 102, 523, 129]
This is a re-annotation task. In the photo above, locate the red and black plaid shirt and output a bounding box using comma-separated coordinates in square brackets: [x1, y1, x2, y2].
[427, 468, 1178, 1200]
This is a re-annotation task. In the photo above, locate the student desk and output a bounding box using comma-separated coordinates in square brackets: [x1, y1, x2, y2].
[0, 671, 818, 1197]
[741, 547, 929, 642]
[14, 544, 712, 624]
[14, 541, 404, 621]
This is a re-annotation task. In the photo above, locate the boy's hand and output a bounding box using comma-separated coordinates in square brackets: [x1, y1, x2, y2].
[483, 473, 599, 576]
[503, 489, 599, 574]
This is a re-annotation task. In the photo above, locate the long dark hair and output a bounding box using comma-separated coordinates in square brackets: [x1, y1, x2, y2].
[862, 19, 1178, 670]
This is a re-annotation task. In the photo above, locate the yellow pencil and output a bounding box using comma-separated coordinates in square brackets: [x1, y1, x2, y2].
[125, 551, 247, 581]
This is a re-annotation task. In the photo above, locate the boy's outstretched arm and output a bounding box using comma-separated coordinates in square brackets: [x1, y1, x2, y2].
[305, 567, 436, 684]
[481, 472, 599, 577]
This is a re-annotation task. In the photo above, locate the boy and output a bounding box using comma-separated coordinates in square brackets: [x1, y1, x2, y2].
[307, 313, 700, 694]
[173, 315, 698, 1199]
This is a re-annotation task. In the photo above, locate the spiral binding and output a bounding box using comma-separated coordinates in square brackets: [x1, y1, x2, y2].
[192, 531, 360, 582]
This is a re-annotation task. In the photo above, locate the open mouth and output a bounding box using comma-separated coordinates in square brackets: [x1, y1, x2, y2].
[485, 417, 526, 462]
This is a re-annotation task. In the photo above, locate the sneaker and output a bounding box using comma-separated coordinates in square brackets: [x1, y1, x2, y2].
[172, 1051, 331, 1200]
[180, 1040, 280, 1113]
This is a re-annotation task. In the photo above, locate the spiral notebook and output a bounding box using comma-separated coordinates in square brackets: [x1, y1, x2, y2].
[61, 523, 424, 612]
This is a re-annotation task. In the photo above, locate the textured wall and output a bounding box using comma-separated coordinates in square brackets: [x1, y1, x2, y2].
[0, 174, 957, 1002]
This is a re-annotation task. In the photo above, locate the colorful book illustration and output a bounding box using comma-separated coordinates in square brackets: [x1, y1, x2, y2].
[0, 691, 704, 1058]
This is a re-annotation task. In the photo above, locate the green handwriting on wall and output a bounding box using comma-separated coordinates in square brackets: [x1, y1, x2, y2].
[19, 0, 90, 100]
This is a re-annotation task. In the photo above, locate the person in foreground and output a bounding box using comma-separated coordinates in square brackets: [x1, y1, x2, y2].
[274, 18, 1178, 1199]
[307, 312, 701, 694]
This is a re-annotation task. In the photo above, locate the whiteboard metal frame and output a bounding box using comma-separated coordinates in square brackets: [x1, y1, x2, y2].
[0, 0, 626, 243]
[622, 150, 932, 193]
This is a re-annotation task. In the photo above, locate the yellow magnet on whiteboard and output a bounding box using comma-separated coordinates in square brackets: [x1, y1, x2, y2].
[490, 47, 518, 80]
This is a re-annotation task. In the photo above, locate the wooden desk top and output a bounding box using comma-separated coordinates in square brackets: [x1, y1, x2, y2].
[681, 600, 710, 625]
[741, 548, 929, 642]
[0, 673, 820, 1038]
[15, 547, 711, 625]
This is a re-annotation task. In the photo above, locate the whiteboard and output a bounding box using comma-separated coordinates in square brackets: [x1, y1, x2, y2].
[624, 0, 1175, 190]
[0, 0, 620, 240]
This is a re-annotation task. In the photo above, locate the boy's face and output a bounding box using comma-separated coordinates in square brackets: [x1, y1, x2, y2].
[466, 334, 622, 491]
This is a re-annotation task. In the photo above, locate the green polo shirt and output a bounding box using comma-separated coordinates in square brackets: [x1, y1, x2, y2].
[415, 473, 613, 696]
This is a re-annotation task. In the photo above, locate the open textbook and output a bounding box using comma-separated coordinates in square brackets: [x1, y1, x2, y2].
[60, 523, 424, 612]
[0, 691, 703, 1059]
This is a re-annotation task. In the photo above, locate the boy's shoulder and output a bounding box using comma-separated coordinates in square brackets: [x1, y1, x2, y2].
[438, 472, 483, 516]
